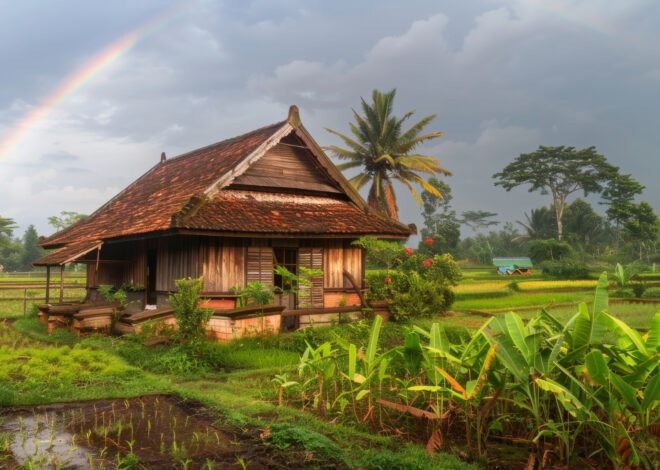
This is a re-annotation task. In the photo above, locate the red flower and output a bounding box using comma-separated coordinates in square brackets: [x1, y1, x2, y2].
[384, 277, 391, 284]
[425, 238, 434, 245]
[404, 247, 414, 255]
[422, 258, 433, 267]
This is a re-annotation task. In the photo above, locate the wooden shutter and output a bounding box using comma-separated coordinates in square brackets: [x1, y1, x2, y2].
[299, 247, 324, 308]
[246, 246, 273, 285]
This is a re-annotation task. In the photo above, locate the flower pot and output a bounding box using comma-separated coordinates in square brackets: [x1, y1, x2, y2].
[369, 300, 390, 322]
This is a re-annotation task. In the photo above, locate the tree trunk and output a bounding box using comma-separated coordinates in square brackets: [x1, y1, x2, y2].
[367, 183, 379, 211]
[554, 197, 565, 241]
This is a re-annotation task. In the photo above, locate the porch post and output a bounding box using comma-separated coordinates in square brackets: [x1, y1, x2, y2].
[59, 265, 64, 304]
[45, 266, 51, 304]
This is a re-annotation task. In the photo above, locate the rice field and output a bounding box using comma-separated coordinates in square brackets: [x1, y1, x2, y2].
[515, 279, 598, 291]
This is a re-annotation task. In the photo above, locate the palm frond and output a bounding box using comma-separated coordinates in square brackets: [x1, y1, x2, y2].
[349, 173, 372, 191]
[325, 128, 367, 154]
[394, 176, 422, 205]
[335, 160, 364, 171]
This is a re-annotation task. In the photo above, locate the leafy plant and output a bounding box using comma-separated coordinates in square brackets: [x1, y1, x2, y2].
[169, 278, 213, 344]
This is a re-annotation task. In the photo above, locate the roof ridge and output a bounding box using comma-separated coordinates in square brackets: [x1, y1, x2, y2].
[162, 120, 287, 165]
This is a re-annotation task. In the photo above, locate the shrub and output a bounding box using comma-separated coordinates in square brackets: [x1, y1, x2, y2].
[539, 260, 590, 279]
[610, 288, 634, 298]
[169, 277, 213, 344]
[365, 271, 389, 301]
[642, 287, 660, 298]
[528, 239, 573, 264]
[388, 270, 454, 321]
[631, 282, 648, 298]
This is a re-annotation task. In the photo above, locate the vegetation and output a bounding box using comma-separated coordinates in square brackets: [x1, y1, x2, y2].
[492, 145, 619, 240]
[325, 89, 450, 220]
[169, 278, 213, 343]
[289, 276, 660, 468]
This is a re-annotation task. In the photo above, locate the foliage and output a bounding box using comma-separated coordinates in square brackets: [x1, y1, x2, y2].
[528, 238, 573, 264]
[267, 423, 348, 464]
[352, 236, 405, 270]
[274, 265, 323, 308]
[460, 210, 498, 232]
[20, 225, 45, 270]
[387, 270, 454, 320]
[600, 173, 645, 228]
[419, 178, 461, 255]
[325, 88, 449, 220]
[538, 259, 590, 279]
[493, 145, 618, 240]
[642, 287, 660, 298]
[365, 271, 389, 302]
[243, 281, 275, 308]
[47, 210, 88, 231]
[625, 201, 660, 261]
[169, 277, 213, 344]
[286, 276, 660, 468]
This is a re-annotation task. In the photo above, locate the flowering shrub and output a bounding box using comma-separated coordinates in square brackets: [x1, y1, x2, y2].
[363, 244, 462, 320]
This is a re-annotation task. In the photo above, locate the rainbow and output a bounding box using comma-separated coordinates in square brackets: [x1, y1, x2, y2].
[0, 2, 188, 163]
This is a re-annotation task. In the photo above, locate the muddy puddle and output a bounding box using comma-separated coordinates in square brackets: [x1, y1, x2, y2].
[0, 394, 277, 469]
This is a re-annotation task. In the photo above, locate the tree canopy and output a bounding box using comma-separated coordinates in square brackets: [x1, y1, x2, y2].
[325, 89, 450, 220]
[493, 145, 618, 240]
[48, 211, 88, 232]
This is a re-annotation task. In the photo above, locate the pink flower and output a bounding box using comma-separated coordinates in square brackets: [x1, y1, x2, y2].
[404, 247, 414, 255]
[422, 258, 433, 267]
[425, 238, 434, 245]
[384, 277, 391, 284]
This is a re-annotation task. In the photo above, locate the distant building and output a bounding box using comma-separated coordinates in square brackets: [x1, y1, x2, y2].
[492, 257, 533, 276]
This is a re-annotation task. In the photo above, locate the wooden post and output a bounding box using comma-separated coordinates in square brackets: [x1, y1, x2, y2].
[45, 266, 51, 304]
[23, 288, 27, 316]
[59, 265, 64, 304]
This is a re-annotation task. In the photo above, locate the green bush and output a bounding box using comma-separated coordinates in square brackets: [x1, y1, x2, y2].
[528, 239, 573, 264]
[169, 277, 213, 344]
[539, 260, 590, 279]
[365, 271, 389, 301]
[610, 288, 634, 298]
[631, 282, 648, 298]
[642, 287, 660, 298]
[388, 270, 454, 321]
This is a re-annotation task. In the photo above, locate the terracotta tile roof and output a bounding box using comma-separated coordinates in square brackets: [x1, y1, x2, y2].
[175, 190, 411, 236]
[36, 114, 412, 264]
[33, 240, 102, 266]
[40, 121, 287, 247]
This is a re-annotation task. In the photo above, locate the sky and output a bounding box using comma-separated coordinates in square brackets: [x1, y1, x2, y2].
[1, 0, 659, 243]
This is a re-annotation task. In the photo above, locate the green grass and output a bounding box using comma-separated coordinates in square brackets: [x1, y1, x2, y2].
[0, 287, 86, 319]
[0, 321, 168, 406]
[452, 290, 592, 311]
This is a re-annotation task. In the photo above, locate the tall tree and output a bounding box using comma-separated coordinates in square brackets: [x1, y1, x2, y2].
[460, 210, 499, 233]
[21, 225, 45, 270]
[325, 89, 450, 220]
[624, 201, 659, 261]
[493, 146, 618, 240]
[562, 198, 604, 248]
[419, 178, 460, 254]
[0, 215, 21, 271]
[48, 211, 88, 232]
[600, 173, 644, 246]
[514, 207, 556, 242]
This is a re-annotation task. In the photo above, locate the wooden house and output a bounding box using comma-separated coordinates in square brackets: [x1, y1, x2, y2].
[34, 106, 412, 333]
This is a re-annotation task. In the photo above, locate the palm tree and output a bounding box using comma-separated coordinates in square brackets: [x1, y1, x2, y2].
[324, 89, 450, 220]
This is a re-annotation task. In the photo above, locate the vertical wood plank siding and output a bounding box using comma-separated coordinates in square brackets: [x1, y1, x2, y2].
[85, 236, 363, 297]
[298, 247, 324, 308]
[246, 246, 274, 285]
[323, 240, 362, 288]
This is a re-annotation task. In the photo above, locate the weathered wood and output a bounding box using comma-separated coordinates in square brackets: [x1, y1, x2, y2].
[281, 306, 362, 317]
[231, 142, 341, 194]
[45, 266, 50, 304]
[342, 270, 367, 308]
[59, 266, 64, 303]
[211, 304, 285, 319]
[126, 307, 176, 324]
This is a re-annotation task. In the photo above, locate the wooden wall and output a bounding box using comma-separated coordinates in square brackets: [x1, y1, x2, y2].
[323, 240, 363, 289]
[86, 241, 146, 289]
[230, 139, 341, 194]
[86, 236, 364, 300]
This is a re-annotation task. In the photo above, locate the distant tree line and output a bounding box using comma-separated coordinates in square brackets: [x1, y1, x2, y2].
[0, 211, 87, 271]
